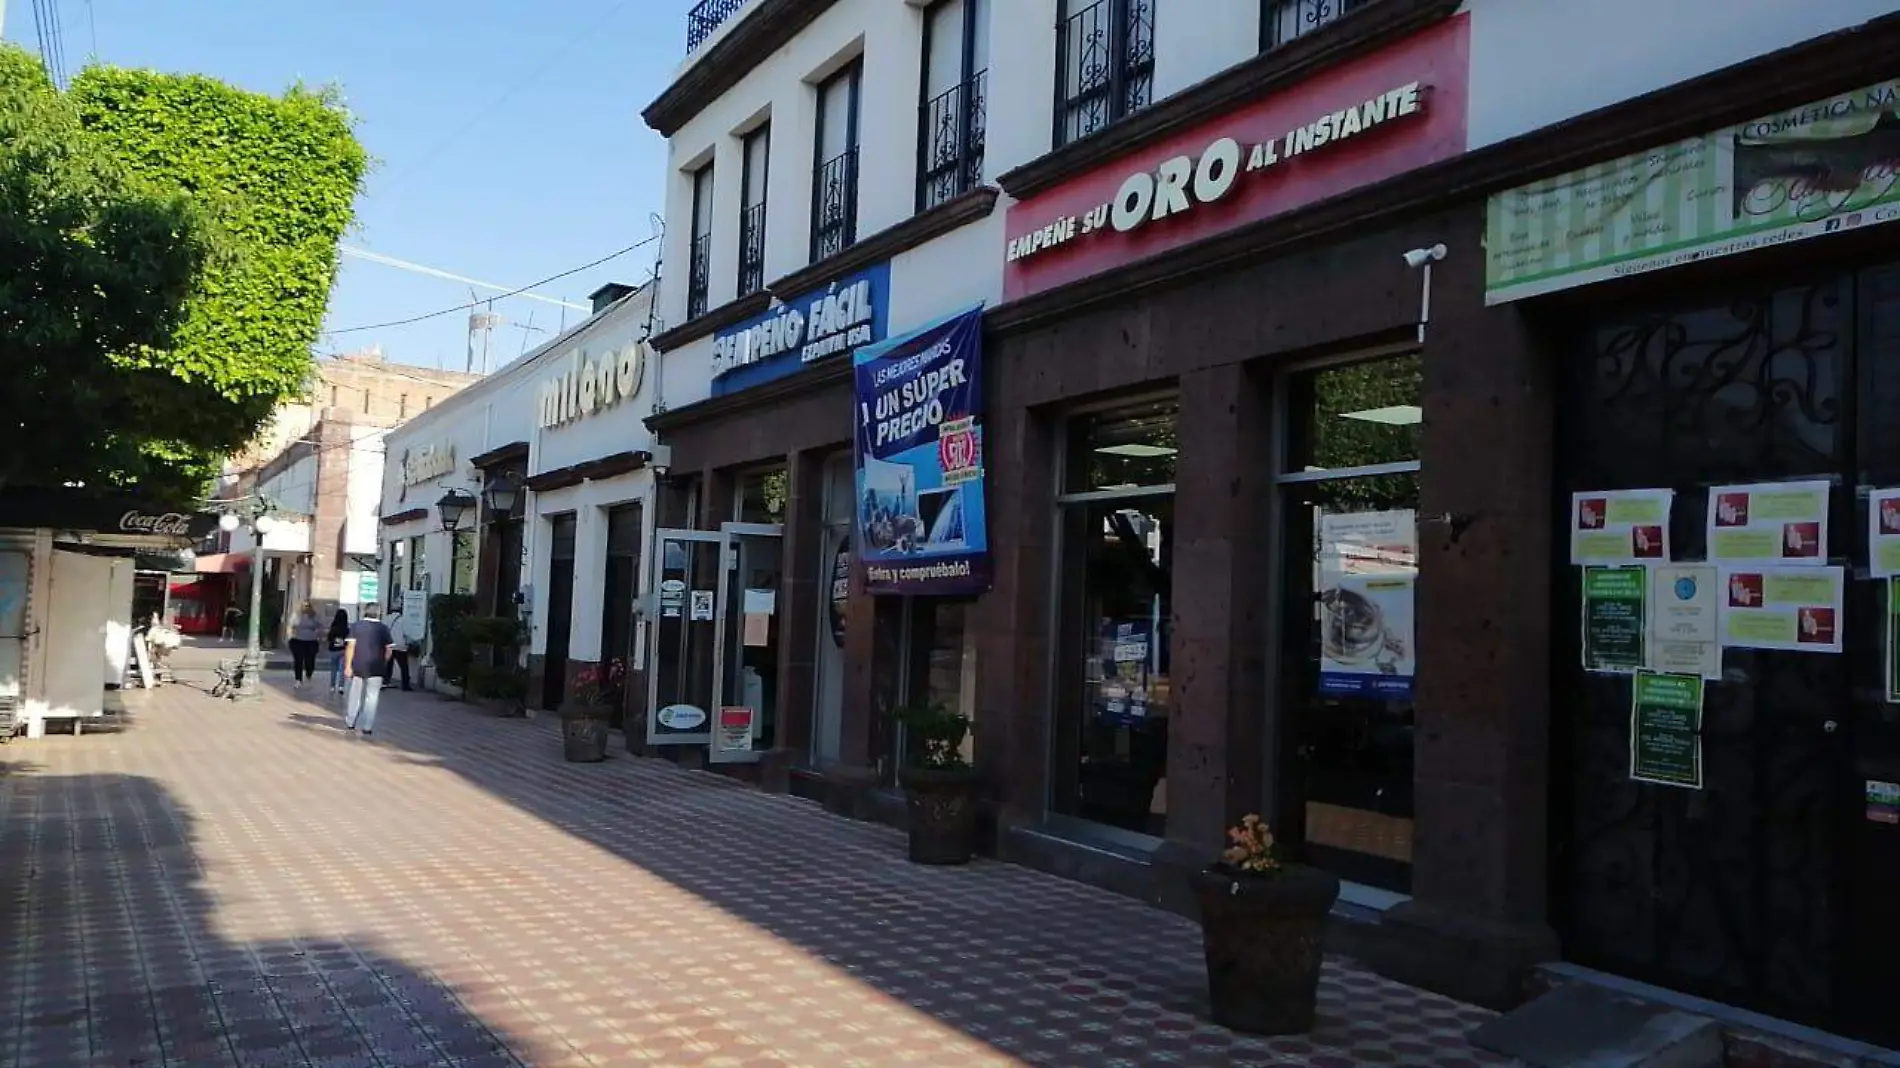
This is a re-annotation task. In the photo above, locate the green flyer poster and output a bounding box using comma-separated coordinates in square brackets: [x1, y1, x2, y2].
[1630, 670, 1704, 789]
[1582, 566, 1647, 673]
[1888, 577, 1900, 704]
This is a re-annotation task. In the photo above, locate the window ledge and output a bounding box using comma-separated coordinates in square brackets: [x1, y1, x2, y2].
[997, 0, 1462, 202]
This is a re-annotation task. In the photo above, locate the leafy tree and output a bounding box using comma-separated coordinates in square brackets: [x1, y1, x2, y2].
[0, 47, 368, 497]
[0, 46, 213, 492]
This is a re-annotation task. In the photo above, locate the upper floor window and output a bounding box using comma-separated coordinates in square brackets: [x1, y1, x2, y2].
[688, 162, 715, 320]
[738, 125, 770, 298]
[1054, 0, 1154, 148]
[918, 0, 989, 212]
[1262, 0, 1363, 50]
[811, 62, 862, 263]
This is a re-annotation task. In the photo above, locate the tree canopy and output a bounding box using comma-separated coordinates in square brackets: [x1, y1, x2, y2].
[0, 46, 367, 499]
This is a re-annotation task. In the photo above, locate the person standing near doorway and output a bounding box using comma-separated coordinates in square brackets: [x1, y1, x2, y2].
[287, 602, 322, 691]
[343, 604, 396, 737]
[325, 608, 351, 695]
[222, 603, 242, 641]
[383, 603, 413, 691]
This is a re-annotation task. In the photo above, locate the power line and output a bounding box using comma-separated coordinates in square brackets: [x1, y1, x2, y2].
[322, 235, 657, 337]
[375, 0, 638, 198]
[339, 246, 587, 311]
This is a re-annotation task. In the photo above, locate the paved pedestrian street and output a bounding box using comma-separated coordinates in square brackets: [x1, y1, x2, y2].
[0, 655, 1510, 1068]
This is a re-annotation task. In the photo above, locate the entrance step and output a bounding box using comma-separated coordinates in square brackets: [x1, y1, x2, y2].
[1469, 982, 1722, 1067]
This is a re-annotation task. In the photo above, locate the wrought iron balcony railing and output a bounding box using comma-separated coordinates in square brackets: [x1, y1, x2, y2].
[1055, 0, 1156, 148]
[737, 202, 767, 298]
[687, 0, 748, 52]
[810, 147, 860, 263]
[687, 232, 711, 321]
[1262, 0, 1366, 51]
[918, 71, 988, 213]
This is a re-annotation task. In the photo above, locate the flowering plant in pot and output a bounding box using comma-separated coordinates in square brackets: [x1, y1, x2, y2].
[558, 658, 624, 763]
[1190, 814, 1340, 1035]
[891, 700, 978, 865]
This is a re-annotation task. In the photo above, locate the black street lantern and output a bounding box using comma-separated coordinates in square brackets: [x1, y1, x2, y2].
[436, 488, 478, 533]
[483, 471, 521, 518]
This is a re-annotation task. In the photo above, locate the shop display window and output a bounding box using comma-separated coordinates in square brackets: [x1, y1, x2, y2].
[1277, 353, 1421, 892]
[1052, 398, 1178, 838]
[736, 467, 788, 525]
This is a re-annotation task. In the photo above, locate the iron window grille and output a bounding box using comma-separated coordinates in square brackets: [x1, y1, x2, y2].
[1054, 0, 1155, 149]
[811, 63, 862, 263]
[1261, 0, 1364, 51]
[738, 125, 770, 297]
[917, 0, 990, 212]
[687, 163, 714, 320]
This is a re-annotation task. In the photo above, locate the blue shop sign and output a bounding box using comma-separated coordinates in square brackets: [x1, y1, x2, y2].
[710, 261, 890, 397]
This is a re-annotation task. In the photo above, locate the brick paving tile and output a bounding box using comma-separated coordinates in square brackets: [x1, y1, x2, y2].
[0, 643, 1517, 1067]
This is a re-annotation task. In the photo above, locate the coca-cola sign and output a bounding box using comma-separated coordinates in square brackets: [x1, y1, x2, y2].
[119, 511, 194, 537]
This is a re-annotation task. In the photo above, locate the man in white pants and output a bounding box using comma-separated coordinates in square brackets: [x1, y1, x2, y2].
[343, 603, 397, 737]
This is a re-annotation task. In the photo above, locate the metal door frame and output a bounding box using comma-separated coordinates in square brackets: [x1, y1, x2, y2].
[709, 522, 783, 765]
[645, 527, 725, 746]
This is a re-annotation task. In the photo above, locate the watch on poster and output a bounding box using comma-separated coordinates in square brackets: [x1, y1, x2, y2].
[1001, 15, 1470, 300]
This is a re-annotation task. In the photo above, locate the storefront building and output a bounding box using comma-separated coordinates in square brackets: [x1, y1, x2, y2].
[0, 488, 218, 738]
[378, 284, 647, 690]
[517, 285, 664, 724]
[644, 0, 1900, 1045]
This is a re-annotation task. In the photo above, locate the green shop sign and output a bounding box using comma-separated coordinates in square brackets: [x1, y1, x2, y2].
[1486, 79, 1900, 304]
[1630, 670, 1705, 789]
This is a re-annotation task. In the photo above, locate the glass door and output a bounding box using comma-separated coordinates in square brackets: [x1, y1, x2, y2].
[646, 528, 724, 746]
[711, 522, 783, 765]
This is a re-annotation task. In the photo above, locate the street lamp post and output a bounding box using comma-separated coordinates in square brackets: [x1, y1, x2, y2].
[219, 505, 277, 700]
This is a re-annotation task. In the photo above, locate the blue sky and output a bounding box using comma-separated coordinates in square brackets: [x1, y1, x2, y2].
[5, 0, 693, 370]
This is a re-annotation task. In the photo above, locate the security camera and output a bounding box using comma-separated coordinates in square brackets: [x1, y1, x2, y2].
[1402, 244, 1448, 269]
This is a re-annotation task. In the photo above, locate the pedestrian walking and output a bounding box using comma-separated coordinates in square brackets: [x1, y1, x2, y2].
[221, 604, 241, 641]
[325, 608, 351, 694]
[343, 603, 397, 738]
[287, 602, 322, 690]
[383, 605, 413, 691]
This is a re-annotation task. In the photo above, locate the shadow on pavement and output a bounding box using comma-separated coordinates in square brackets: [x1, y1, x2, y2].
[0, 770, 547, 1067]
[279, 691, 1501, 1066]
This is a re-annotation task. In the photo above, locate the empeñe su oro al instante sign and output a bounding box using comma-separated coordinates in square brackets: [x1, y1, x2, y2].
[1001, 15, 1470, 300]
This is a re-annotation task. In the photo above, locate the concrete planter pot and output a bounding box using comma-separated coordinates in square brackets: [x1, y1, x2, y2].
[901, 766, 980, 865]
[1191, 864, 1340, 1035]
[558, 703, 611, 763]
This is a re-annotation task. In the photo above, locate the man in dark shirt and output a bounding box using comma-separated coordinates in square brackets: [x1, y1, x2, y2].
[342, 603, 396, 737]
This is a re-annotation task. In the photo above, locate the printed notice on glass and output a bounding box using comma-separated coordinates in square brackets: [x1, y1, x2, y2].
[1707, 480, 1830, 566]
[1871, 490, 1900, 578]
[1719, 565, 1844, 653]
[1582, 566, 1647, 674]
[1319, 575, 1415, 699]
[715, 706, 756, 754]
[1647, 564, 1720, 680]
[689, 590, 714, 622]
[1571, 490, 1671, 565]
[1320, 509, 1418, 579]
[1629, 670, 1704, 790]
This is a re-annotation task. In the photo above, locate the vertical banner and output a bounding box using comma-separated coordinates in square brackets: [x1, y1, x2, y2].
[852, 305, 991, 596]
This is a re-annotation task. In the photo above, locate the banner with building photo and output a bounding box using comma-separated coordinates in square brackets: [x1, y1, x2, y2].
[1487, 79, 1900, 304]
[852, 305, 991, 596]
[1317, 509, 1417, 698]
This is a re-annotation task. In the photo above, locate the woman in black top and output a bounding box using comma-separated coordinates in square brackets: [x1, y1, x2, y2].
[326, 609, 352, 695]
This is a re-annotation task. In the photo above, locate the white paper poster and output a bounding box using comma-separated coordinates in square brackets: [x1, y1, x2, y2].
[1319, 509, 1417, 580]
[1707, 480, 1830, 566]
[716, 706, 756, 753]
[1648, 564, 1720, 679]
[1870, 489, 1900, 578]
[689, 590, 714, 622]
[1571, 490, 1672, 565]
[401, 590, 428, 644]
[1718, 565, 1844, 654]
[1319, 574, 1416, 699]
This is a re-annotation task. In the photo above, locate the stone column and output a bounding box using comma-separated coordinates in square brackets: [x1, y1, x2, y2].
[1376, 226, 1559, 1007]
[1150, 364, 1271, 912]
[767, 449, 825, 792]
